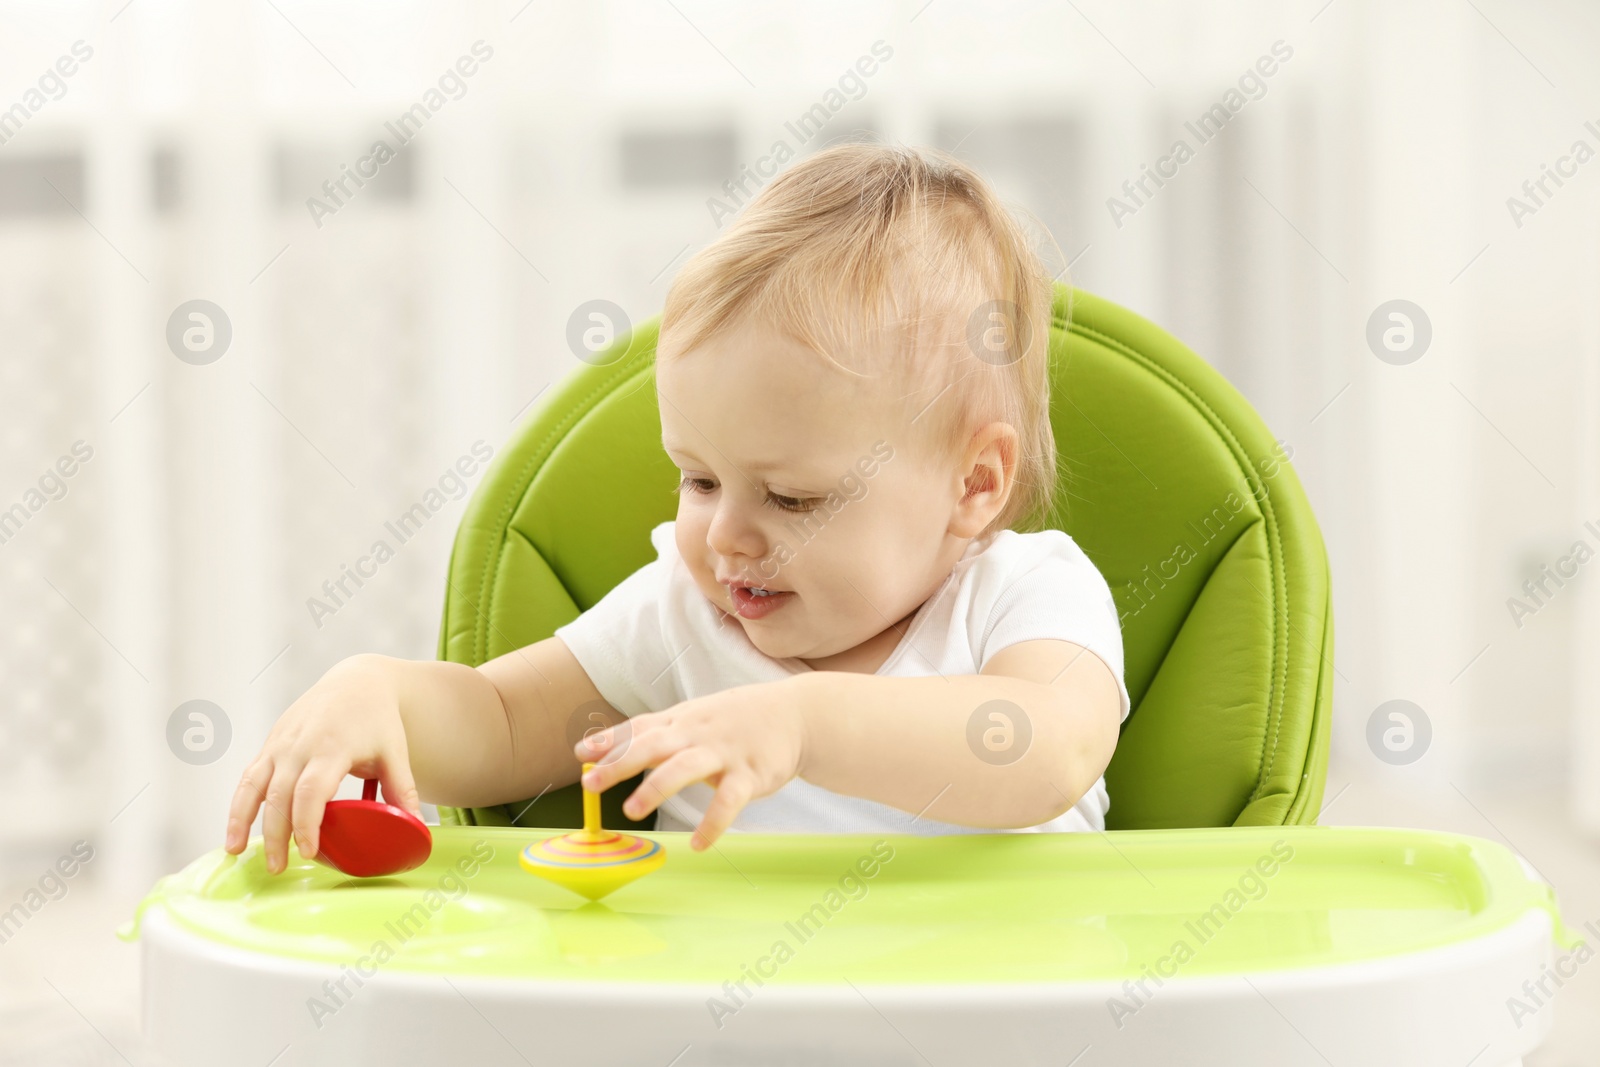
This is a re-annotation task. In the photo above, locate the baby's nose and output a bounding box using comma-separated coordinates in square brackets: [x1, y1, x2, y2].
[705, 509, 766, 556]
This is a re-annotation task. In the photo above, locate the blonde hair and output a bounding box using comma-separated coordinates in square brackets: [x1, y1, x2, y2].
[658, 141, 1063, 535]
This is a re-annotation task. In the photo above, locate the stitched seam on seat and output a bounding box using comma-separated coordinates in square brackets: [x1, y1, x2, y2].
[1066, 315, 1287, 810]
[501, 523, 584, 617]
[468, 351, 657, 665]
[1284, 565, 1334, 824]
[1129, 511, 1265, 707]
[1060, 304, 1290, 814]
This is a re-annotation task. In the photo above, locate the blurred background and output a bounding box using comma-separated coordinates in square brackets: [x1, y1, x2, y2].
[2, 0, 1598, 1061]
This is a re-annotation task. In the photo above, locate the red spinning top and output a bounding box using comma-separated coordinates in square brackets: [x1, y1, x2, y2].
[315, 777, 432, 878]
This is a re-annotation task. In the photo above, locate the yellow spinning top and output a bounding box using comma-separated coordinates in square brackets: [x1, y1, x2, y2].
[519, 762, 665, 901]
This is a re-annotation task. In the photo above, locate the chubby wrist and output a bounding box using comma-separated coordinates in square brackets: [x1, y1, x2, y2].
[780, 669, 843, 783]
[327, 653, 403, 704]
[330, 652, 394, 683]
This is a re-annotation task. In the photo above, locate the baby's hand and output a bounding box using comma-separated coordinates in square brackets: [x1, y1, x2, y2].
[225, 654, 422, 874]
[575, 680, 807, 850]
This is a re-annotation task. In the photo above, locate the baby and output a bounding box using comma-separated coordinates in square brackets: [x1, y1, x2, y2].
[225, 142, 1129, 874]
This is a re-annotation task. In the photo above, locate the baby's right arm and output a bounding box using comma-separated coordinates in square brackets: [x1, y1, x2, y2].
[223, 636, 623, 874]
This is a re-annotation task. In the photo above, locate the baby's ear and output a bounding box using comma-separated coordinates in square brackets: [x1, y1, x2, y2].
[947, 423, 1018, 536]
[967, 423, 1018, 490]
[962, 461, 1003, 498]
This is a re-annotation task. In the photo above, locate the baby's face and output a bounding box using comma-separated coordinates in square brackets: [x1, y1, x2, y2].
[657, 315, 969, 668]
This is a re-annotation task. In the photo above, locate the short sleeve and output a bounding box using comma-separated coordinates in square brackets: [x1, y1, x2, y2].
[551, 523, 682, 718]
[978, 532, 1131, 723]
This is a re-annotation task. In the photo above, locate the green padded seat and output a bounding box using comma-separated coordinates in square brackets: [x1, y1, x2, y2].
[436, 284, 1333, 832]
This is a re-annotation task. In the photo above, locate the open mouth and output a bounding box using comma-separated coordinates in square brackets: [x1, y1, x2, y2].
[727, 582, 795, 620]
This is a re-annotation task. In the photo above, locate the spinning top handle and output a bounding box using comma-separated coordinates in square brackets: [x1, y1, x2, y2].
[362, 778, 377, 802]
[582, 761, 601, 833]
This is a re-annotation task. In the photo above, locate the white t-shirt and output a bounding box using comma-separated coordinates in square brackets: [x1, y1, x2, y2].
[553, 520, 1130, 835]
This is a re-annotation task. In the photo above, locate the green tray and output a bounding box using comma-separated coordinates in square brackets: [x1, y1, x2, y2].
[120, 824, 1578, 985]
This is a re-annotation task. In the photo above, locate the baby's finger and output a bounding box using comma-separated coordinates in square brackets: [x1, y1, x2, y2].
[378, 747, 423, 819]
[574, 715, 642, 764]
[627, 747, 722, 821]
[225, 756, 274, 853]
[290, 759, 349, 860]
[260, 757, 307, 874]
[693, 772, 753, 851]
[581, 724, 674, 793]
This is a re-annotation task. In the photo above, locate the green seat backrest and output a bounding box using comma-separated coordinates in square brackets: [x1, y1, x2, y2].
[436, 284, 1333, 832]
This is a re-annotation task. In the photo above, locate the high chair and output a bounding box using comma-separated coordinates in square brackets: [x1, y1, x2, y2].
[126, 285, 1574, 1067]
[433, 282, 1334, 832]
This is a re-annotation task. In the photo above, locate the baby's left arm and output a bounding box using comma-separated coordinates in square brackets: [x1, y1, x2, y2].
[576, 639, 1122, 850]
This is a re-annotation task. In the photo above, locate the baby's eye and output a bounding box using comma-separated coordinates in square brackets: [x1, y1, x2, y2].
[763, 493, 816, 513]
[674, 475, 815, 513]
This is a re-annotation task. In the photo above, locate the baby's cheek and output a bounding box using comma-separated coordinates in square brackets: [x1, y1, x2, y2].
[681, 554, 724, 605]
[674, 518, 712, 566]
